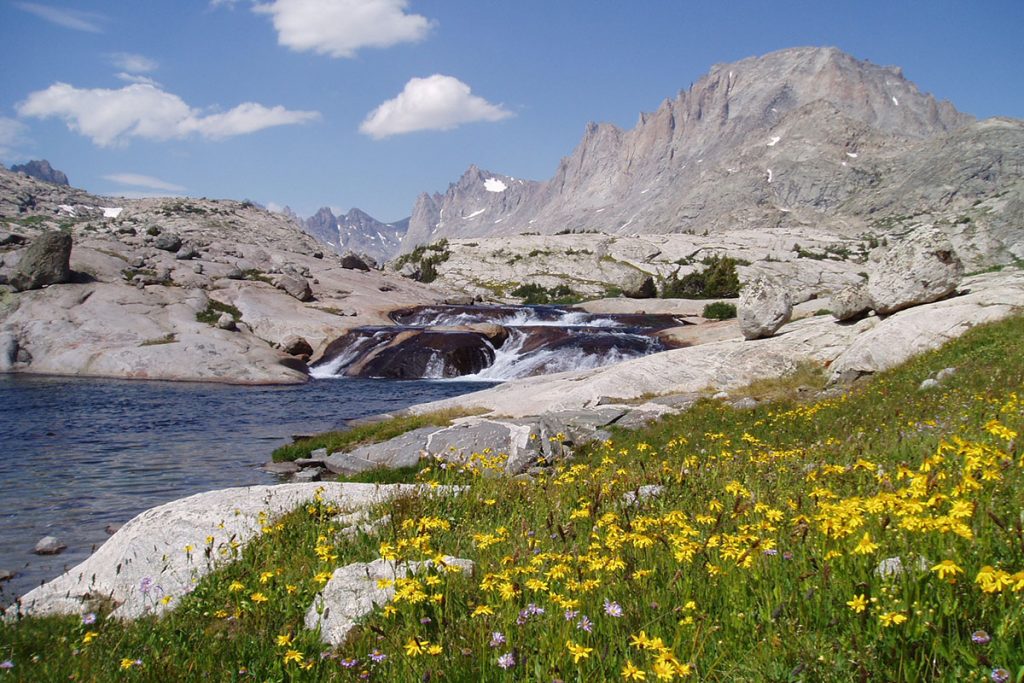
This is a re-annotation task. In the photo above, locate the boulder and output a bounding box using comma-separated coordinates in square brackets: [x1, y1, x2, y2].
[33, 536, 66, 555]
[8, 231, 72, 291]
[830, 283, 872, 321]
[0, 232, 28, 247]
[274, 274, 313, 302]
[737, 275, 792, 340]
[152, 233, 183, 252]
[215, 313, 236, 331]
[305, 556, 473, 647]
[10, 483, 441, 620]
[280, 335, 314, 357]
[175, 244, 199, 260]
[425, 419, 542, 473]
[866, 228, 963, 315]
[340, 251, 373, 271]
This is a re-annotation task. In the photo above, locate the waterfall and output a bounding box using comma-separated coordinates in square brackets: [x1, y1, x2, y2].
[312, 305, 686, 382]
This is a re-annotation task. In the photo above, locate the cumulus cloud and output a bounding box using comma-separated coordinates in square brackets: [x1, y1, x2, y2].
[16, 82, 320, 147]
[103, 173, 185, 192]
[359, 75, 513, 139]
[15, 3, 105, 32]
[0, 117, 32, 159]
[253, 0, 433, 58]
[109, 52, 159, 74]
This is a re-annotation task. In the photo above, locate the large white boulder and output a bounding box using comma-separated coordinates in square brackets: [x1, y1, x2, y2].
[738, 275, 792, 340]
[866, 228, 964, 315]
[6, 483, 435, 620]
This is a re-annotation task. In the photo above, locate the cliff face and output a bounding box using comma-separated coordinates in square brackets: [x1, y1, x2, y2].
[9, 160, 69, 186]
[402, 46, 996, 251]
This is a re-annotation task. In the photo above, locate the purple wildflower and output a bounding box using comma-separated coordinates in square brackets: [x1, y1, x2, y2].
[139, 577, 154, 594]
[972, 630, 991, 645]
[576, 615, 593, 632]
[763, 548, 778, 556]
[489, 632, 506, 648]
[564, 609, 579, 621]
[81, 612, 97, 625]
[603, 598, 623, 617]
[420, 617, 432, 625]
[340, 658, 359, 668]
[991, 668, 1010, 683]
[0, 661, 13, 669]
[369, 650, 387, 663]
[497, 652, 516, 670]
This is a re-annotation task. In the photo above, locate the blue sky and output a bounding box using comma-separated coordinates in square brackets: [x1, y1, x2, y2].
[1, 1, 1022, 222]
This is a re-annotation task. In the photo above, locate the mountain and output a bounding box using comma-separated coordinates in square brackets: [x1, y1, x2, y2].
[10, 160, 69, 186]
[303, 206, 408, 263]
[402, 46, 1018, 252]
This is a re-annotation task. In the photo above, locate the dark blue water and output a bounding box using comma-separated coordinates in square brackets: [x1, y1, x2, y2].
[0, 374, 492, 604]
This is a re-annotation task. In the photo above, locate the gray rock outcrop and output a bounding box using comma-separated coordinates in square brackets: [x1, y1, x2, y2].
[866, 228, 964, 314]
[8, 231, 72, 291]
[340, 251, 373, 271]
[738, 275, 792, 340]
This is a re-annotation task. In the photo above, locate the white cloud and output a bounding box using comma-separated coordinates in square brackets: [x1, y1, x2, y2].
[0, 117, 32, 159]
[15, 3, 105, 32]
[109, 53, 159, 74]
[16, 82, 320, 147]
[359, 74, 513, 139]
[253, 0, 433, 58]
[115, 73, 162, 87]
[103, 173, 185, 192]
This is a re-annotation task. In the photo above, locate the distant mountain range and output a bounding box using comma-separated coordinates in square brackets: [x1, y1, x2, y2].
[399, 46, 1022, 261]
[299, 206, 408, 264]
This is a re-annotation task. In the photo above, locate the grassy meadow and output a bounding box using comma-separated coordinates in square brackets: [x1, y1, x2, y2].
[2, 315, 1023, 682]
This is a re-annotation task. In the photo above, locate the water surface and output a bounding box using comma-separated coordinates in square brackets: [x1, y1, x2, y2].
[0, 374, 491, 604]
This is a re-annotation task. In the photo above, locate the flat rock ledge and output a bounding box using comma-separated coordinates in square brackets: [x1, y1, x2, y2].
[306, 556, 473, 647]
[5, 482, 446, 621]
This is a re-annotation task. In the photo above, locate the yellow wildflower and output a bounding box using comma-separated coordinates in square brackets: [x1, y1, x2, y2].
[846, 594, 868, 613]
[282, 649, 303, 664]
[930, 560, 963, 580]
[404, 637, 425, 657]
[250, 592, 268, 604]
[879, 611, 908, 627]
[622, 660, 647, 680]
[566, 640, 593, 663]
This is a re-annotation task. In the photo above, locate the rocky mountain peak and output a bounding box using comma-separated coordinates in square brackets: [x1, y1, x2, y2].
[300, 205, 408, 263]
[401, 46, 997, 250]
[10, 160, 69, 186]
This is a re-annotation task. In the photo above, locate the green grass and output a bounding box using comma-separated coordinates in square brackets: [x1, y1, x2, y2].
[701, 301, 737, 320]
[196, 299, 242, 325]
[271, 408, 484, 462]
[138, 333, 177, 347]
[4, 316, 1024, 681]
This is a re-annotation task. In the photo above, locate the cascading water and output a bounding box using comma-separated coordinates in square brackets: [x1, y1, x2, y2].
[312, 305, 687, 382]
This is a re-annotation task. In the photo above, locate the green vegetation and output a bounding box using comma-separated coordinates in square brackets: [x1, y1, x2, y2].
[138, 333, 177, 347]
[272, 408, 482, 462]
[4, 317, 1024, 681]
[393, 240, 451, 284]
[196, 299, 242, 325]
[701, 301, 737, 320]
[241, 268, 275, 285]
[660, 254, 745, 298]
[510, 282, 582, 305]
